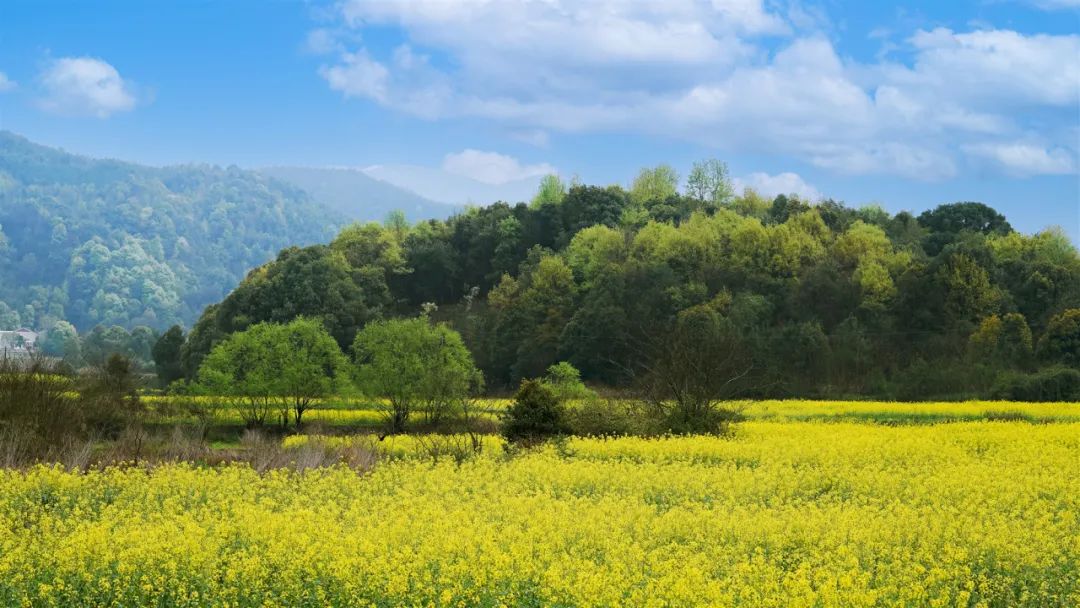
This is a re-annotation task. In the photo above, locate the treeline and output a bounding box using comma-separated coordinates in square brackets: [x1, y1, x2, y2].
[0, 131, 340, 331]
[160, 162, 1079, 401]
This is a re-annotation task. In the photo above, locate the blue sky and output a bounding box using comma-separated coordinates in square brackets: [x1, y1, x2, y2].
[0, 0, 1077, 240]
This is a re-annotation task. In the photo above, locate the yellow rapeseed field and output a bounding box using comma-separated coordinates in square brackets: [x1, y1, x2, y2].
[0, 419, 1078, 606]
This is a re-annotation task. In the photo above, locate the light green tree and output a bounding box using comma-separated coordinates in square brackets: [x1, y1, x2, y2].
[531, 174, 566, 208]
[197, 318, 347, 428]
[630, 165, 680, 206]
[685, 159, 734, 209]
[352, 316, 482, 432]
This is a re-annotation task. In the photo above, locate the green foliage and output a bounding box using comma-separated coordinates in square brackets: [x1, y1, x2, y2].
[630, 165, 679, 206]
[152, 325, 186, 387]
[541, 361, 596, 402]
[352, 316, 481, 432]
[969, 313, 1033, 367]
[1037, 308, 1080, 366]
[501, 379, 570, 444]
[992, 366, 1080, 402]
[685, 159, 733, 209]
[174, 158, 1079, 402]
[80, 354, 143, 438]
[566, 398, 649, 437]
[0, 131, 339, 333]
[196, 319, 347, 428]
[531, 174, 567, 208]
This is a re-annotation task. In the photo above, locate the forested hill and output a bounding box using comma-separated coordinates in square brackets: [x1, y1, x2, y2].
[0, 131, 342, 331]
[179, 168, 1080, 400]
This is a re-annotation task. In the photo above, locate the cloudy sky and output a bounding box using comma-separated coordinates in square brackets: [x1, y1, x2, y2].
[0, 0, 1077, 239]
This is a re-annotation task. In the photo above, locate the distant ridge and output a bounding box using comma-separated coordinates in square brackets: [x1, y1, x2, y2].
[0, 131, 342, 331]
[262, 166, 461, 223]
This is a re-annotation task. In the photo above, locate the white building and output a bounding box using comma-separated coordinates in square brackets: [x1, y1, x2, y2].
[0, 328, 38, 355]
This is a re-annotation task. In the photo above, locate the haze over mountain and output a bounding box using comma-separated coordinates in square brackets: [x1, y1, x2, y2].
[362, 164, 546, 207]
[261, 166, 460, 222]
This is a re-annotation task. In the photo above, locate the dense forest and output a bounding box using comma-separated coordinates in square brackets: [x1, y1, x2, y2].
[169, 165, 1080, 401]
[0, 131, 342, 331]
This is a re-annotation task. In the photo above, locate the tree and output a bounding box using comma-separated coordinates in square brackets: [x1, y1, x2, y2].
[685, 159, 733, 209]
[41, 321, 78, 357]
[630, 165, 679, 206]
[352, 316, 481, 432]
[632, 305, 753, 433]
[969, 313, 1033, 367]
[919, 202, 1012, 255]
[80, 354, 143, 438]
[152, 325, 186, 387]
[1037, 308, 1080, 366]
[541, 361, 596, 402]
[501, 379, 569, 445]
[918, 202, 1013, 236]
[531, 174, 566, 208]
[196, 319, 347, 428]
[196, 324, 278, 428]
[272, 317, 349, 427]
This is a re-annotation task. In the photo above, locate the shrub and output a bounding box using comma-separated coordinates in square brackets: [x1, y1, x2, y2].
[991, 366, 1080, 402]
[80, 354, 145, 439]
[541, 362, 596, 402]
[502, 380, 570, 445]
[566, 398, 652, 437]
[0, 355, 80, 449]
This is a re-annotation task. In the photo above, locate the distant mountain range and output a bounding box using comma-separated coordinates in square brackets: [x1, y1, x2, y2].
[0, 131, 542, 333]
[260, 166, 461, 223]
[361, 164, 543, 207]
[262, 164, 544, 221]
[0, 132, 345, 332]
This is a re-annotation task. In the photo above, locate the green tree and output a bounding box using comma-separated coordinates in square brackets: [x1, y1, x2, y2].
[196, 319, 347, 428]
[272, 317, 349, 427]
[531, 174, 567, 208]
[502, 379, 569, 445]
[41, 320, 78, 357]
[630, 165, 679, 206]
[352, 316, 481, 432]
[1037, 309, 1080, 366]
[969, 313, 1033, 367]
[685, 159, 734, 209]
[152, 325, 186, 387]
[541, 361, 596, 402]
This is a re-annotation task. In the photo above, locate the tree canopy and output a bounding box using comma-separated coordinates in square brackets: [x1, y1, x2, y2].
[164, 159, 1080, 401]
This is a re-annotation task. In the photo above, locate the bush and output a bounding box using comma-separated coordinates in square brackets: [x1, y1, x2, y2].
[80, 354, 144, 438]
[541, 362, 596, 403]
[566, 398, 652, 437]
[0, 355, 80, 449]
[991, 367, 1080, 402]
[501, 380, 570, 445]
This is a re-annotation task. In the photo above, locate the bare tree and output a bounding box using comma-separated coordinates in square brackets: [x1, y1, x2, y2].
[628, 306, 756, 434]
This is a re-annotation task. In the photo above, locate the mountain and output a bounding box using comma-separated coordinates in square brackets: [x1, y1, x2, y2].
[0, 131, 342, 332]
[362, 164, 543, 206]
[261, 166, 460, 223]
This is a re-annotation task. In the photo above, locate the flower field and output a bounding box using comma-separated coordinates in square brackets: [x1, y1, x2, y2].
[1, 415, 1078, 607]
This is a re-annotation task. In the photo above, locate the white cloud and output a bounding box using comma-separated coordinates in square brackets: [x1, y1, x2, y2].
[442, 149, 556, 185]
[317, 2, 1080, 181]
[733, 172, 822, 200]
[0, 72, 15, 92]
[38, 57, 136, 118]
[964, 142, 1076, 176]
[319, 51, 388, 102]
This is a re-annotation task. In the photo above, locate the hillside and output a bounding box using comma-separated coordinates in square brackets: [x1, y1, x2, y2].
[261, 166, 459, 222]
[181, 174, 1080, 400]
[0, 132, 343, 331]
